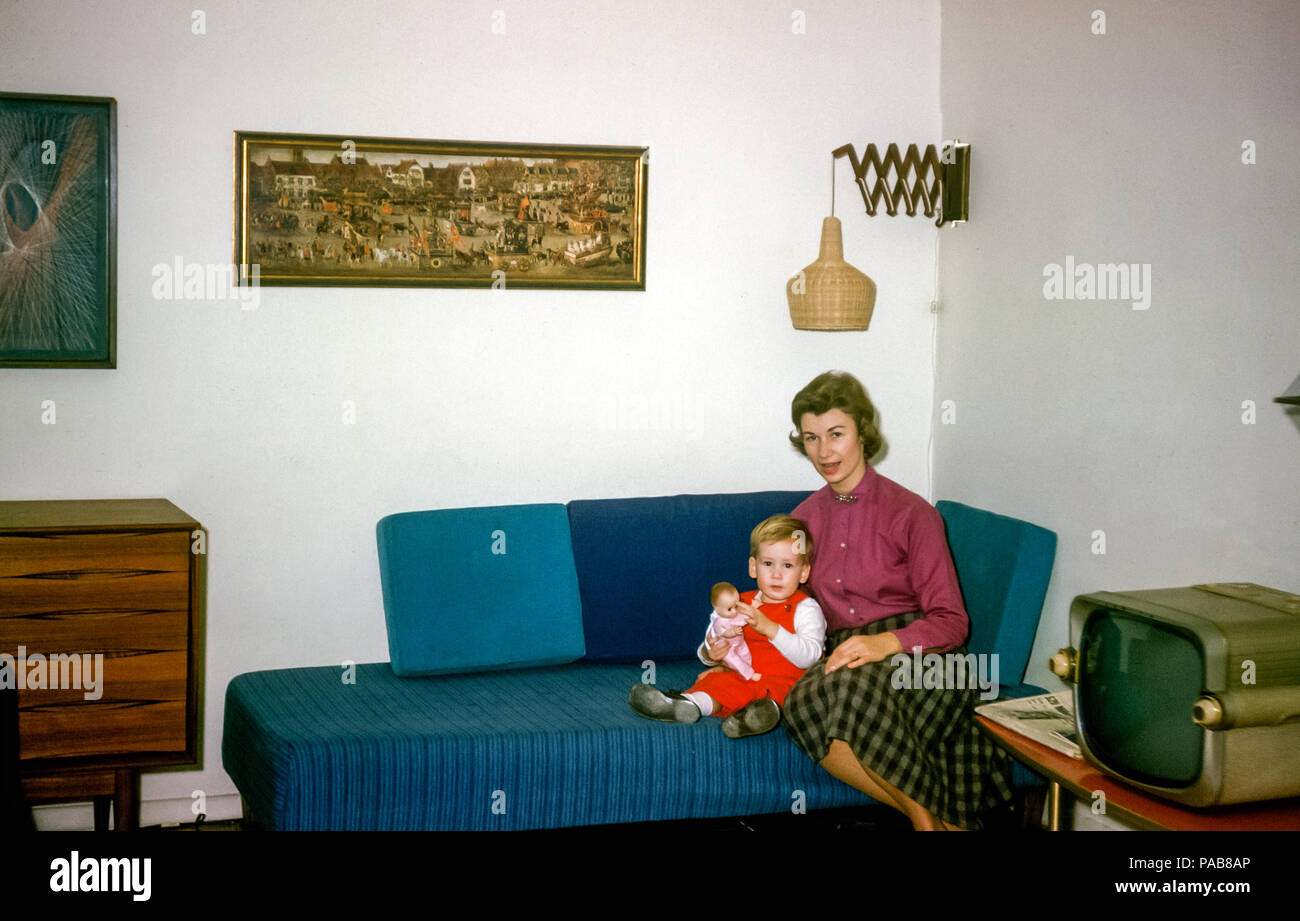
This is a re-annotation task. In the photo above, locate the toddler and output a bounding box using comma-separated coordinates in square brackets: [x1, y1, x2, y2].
[627, 515, 826, 738]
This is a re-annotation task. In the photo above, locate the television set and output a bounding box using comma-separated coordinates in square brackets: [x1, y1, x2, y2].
[1050, 582, 1300, 807]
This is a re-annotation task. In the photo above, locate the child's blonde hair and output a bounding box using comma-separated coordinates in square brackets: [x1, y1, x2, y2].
[749, 515, 813, 563]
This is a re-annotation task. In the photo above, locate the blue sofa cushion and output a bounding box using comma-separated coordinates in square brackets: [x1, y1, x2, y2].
[936, 500, 1057, 687]
[376, 504, 585, 676]
[222, 661, 875, 830]
[568, 491, 811, 662]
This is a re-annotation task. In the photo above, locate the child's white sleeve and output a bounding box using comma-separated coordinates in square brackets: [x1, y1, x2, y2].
[699, 611, 723, 666]
[770, 597, 827, 669]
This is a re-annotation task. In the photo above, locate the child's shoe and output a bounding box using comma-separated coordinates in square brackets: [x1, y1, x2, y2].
[628, 685, 701, 723]
[721, 698, 780, 738]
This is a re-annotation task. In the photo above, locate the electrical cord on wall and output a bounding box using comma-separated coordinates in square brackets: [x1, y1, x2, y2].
[925, 228, 940, 504]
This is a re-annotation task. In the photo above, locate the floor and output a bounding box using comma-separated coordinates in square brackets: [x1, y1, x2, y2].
[143, 799, 1038, 831]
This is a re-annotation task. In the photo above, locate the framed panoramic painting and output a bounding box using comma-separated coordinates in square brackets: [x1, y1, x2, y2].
[233, 132, 647, 290]
[0, 93, 116, 368]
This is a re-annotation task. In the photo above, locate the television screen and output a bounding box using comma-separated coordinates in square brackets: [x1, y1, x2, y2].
[1078, 609, 1204, 786]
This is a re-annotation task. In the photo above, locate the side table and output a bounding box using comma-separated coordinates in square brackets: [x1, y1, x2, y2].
[976, 715, 1300, 830]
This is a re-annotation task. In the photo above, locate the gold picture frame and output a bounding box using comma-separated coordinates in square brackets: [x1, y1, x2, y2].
[234, 132, 647, 290]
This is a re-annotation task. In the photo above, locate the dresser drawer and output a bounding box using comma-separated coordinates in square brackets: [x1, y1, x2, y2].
[0, 607, 188, 653]
[0, 499, 204, 827]
[0, 527, 190, 567]
[0, 531, 193, 759]
[0, 530, 190, 656]
[15, 648, 189, 760]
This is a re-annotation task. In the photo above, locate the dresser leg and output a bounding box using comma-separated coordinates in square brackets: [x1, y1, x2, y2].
[93, 795, 111, 831]
[113, 769, 139, 831]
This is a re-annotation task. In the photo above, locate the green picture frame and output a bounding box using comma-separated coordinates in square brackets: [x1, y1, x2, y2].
[0, 93, 116, 368]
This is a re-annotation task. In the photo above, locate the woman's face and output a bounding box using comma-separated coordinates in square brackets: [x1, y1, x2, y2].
[798, 408, 867, 493]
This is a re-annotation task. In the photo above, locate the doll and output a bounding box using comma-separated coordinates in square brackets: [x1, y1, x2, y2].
[707, 582, 760, 681]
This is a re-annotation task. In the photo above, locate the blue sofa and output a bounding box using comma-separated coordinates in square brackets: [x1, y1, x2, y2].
[222, 491, 1056, 830]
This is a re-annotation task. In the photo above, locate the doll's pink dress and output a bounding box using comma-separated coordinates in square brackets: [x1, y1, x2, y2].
[708, 610, 758, 680]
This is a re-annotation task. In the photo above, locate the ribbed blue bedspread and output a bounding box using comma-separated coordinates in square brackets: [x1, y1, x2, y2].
[223, 660, 875, 830]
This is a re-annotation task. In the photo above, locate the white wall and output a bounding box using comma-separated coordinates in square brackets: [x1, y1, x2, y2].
[1, 0, 942, 826]
[936, 0, 1300, 706]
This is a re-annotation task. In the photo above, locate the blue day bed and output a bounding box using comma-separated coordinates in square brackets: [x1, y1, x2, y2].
[222, 490, 1056, 830]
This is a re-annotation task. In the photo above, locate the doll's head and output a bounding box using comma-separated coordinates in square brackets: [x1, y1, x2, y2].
[710, 581, 740, 618]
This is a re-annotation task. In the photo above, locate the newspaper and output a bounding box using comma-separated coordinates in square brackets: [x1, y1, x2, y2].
[975, 690, 1082, 759]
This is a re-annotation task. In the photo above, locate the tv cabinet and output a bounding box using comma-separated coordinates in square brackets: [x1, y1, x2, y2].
[0, 499, 204, 830]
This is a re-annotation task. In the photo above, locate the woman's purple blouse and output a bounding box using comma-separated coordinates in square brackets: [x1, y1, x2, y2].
[793, 465, 969, 654]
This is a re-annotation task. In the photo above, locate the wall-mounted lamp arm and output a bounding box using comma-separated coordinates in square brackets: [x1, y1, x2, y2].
[832, 141, 970, 226]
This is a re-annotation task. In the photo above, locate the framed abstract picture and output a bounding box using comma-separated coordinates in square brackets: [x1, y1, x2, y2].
[233, 132, 647, 290]
[0, 93, 116, 368]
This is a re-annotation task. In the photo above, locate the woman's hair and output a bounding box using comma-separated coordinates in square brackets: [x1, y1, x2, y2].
[749, 515, 814, 564]
[788, 370, 883, 461]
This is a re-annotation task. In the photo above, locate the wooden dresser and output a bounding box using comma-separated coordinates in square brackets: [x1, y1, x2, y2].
[0, 499, 204, 830]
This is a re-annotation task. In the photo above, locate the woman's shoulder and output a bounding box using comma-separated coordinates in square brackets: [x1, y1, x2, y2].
[791, 484, 833, 517]
[870, 470, 943, 519]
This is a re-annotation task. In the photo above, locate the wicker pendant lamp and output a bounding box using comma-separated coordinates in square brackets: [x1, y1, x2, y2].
[786, 215, 876, 330]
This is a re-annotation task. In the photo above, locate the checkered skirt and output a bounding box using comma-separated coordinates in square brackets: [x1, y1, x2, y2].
[782, 612, 1013, 829]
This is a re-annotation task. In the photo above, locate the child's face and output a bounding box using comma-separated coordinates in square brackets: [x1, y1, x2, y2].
[748, 538, 810, 603]
[714, 590, 740, 618]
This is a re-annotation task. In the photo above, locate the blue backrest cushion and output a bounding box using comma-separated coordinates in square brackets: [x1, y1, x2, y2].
[935, 500, 1057, 686]
[376, 504, 585, 676]
[569, 491, 811, 662]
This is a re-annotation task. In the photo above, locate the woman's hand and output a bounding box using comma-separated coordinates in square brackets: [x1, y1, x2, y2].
[824, 632, 902, 673]
[738, 601, 777, 640]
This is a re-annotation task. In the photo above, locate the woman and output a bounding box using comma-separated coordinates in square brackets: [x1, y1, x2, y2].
[781, 371, 1013, 830]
